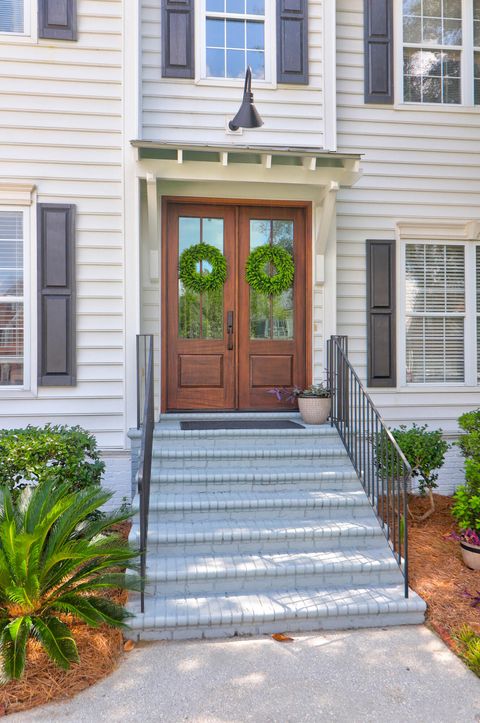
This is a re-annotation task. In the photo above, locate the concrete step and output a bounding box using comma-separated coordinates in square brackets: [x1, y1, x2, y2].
[148, 425, 340, 450]
[158, 412, 306, 421]
[132, 489, 371, 523]
[126, 584, 426, 641]
[147, 467, 362, 494]
[130, 516, 384, 556]
[152, 446, 350, 471]
[141, 548, 404, 596]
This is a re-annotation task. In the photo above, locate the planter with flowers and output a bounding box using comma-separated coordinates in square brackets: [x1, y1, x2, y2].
[268, 383, 331, 425]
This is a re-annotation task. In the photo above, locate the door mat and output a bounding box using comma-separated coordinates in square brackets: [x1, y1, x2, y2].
[180, 420, 305, 430]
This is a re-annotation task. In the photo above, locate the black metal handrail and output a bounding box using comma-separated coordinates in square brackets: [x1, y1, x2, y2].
[327, 335, 411, 598]
[136, 334, 154, 613]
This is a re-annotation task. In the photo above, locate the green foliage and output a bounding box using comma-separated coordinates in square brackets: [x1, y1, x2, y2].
[245, 244, 294, 297]
[376, 423, 448, 493]
[297, 384, 331, 399]
[0, 480, 138, 681]
[452, 410, 480, 532]
[179, 243, 227, 294]
[0, 425, 104, 500]
[455, 625, 480, 677]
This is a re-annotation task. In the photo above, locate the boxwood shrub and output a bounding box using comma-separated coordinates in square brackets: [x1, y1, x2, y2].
[0, 424, 104, 498]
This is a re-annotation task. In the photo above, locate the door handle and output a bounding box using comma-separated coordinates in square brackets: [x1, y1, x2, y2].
[227, 311, 234, 350]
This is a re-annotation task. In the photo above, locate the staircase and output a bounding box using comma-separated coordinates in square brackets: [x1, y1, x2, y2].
[127, 412, 425, 640]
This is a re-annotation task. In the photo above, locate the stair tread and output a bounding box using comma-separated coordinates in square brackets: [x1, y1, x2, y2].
[144, 547, 402, 580]
[131, 517, 382, 542]
[128, 584, 426, 627]
[153, 446, 347, 458]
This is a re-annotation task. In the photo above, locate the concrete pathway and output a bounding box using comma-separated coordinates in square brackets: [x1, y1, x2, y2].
[10, 625, 480, 723]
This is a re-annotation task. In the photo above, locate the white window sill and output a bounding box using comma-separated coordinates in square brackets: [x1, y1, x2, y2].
[370, 385, 480, 393]
[395, 102, 480, 113]
[0, 389, 36, 398]
[195, 77, 276, 90]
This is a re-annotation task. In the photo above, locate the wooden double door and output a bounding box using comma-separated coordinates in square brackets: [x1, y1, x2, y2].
[165, 200, 308, 411]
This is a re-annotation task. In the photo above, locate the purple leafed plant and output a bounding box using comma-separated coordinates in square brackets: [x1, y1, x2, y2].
[462, 589, 480, 608]
[448, 528, 480, 546]
[267, 386, 301, 404]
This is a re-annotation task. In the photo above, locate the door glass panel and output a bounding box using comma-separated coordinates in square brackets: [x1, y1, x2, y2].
[249, 219, 294, 340]
[178, 216, 224, 340]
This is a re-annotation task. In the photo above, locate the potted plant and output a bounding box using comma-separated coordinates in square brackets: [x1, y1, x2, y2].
[451, 409, 480, 569]
[268, 383, 331, 425]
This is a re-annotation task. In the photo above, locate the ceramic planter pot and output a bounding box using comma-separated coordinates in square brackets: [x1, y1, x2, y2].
[460, 540, 480, 570]
[297, 396, 331, 425]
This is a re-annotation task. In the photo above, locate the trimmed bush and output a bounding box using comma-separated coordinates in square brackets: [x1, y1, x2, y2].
[0, 425, 104, 499]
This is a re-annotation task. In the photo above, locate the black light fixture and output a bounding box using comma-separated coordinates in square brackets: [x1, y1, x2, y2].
[228, 66, 264, 131]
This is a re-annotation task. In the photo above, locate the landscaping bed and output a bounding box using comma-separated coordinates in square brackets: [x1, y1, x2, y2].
[408, 493, 480, 645]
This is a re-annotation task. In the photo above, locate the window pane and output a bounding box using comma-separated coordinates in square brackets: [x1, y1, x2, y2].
[206, 0, 224, 10]
[248, 50, 264, 78]
[206, 18, 224, 47]
[0, 211, 23, 386]
[403, 48, 461, 103]
[443, 19, 461, 45]
[0, 0, 24, 33]
[444, 0, 461, 18]
[406, 316, 464, 383]
[226, 19, 243, 48]
[0, 302, 23, 385]
[422, 18, 442, 44]
[206, 48, 225, 77]
[403, 0, 421, 15]
[246, 0, 264, 14]
[226, 49, 245, 77]
[226, 0, 244, 12]
[246, 21, 263, 49]
[424, 0, 441, 16]
[403, 16, 421, 43]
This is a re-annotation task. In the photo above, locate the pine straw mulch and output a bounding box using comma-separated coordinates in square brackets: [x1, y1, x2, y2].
[0, 520, 133, 717]
[408, 493, 480, 652]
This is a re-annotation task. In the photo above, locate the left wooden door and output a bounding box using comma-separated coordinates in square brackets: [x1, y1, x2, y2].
[166, 203, 237, 410]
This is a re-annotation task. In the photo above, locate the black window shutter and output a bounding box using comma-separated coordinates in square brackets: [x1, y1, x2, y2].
[38, 0, 77, 41]
[366, 240, 396, 387]
[364, 0, 393, 103]
[38, 204, 76, 387]
[277, 0, 308, 85]
[162, 0, 194, 79]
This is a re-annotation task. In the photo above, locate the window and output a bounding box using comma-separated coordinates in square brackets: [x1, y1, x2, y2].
[475, 0, 480, 103]
[205, 0, 266, 80]
[402, 0, 462, 103]
[0, 0, 25, 34]
[404, 241, 480, 385]
[0, 211, 24, 386]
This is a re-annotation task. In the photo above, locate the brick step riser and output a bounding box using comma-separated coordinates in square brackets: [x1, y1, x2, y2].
[126, 610, 425, 642]
[142, 569, 403, 597]
[135, 533, 384, 557]
[152, 455, 350, 471]
[133, 505, 371, 525]
[151, 436, 342, 450]
[146, 479, 362, 494]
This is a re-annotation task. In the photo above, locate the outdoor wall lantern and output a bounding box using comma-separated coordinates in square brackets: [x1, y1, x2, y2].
[228, 66, 264, 131]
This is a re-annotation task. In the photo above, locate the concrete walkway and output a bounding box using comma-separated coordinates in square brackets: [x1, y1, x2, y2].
[10, 625, 480, 723]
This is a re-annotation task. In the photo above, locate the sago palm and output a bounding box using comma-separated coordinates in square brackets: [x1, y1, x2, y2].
[0, 480, 138, 681]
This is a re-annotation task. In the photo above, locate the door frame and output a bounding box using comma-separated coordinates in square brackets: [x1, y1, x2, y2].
[160, 196, 313, 413]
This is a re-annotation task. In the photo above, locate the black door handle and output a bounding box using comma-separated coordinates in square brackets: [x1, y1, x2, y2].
[227, 311, 234, 350]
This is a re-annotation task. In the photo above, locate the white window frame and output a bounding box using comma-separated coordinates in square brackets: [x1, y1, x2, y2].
[399, 237, 479, 388]
[0, 0, 36, 43]
[195, 0, 276, 88]
[395, 0, 479, 108]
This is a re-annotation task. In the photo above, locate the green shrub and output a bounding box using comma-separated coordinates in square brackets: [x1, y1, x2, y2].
[452, 410, 480, 532]
[0, 480, 138, 681]
[387, 423, 449, 496]
[455, 625, 480, 677]
[0, 425, 104, 499]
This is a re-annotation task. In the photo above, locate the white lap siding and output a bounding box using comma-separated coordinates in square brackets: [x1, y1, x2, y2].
[0, 0, 125, 451]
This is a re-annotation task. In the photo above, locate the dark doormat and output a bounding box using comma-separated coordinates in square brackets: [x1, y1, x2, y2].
[180, 420, 305, 430]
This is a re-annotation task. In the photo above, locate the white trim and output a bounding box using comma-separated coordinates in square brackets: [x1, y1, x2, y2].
[322, 0, 337, 151]
[0, 184, 36, 206]
[398, 234, 480, 388]
[196, 0, 275, 88]
[395, 0, 477, 107]
[0, 0, 36, 43]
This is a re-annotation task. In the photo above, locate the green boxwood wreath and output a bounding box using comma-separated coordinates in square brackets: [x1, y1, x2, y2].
[245, 244, 294, 296]
[179, 242, 227, 293]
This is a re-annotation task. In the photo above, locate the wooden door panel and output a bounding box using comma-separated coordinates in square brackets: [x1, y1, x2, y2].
[238, 206, 306, 410]
[166, 203, 236, 410]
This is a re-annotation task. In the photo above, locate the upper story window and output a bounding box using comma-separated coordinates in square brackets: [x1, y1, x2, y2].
[0, 0, 25, 33]
[0, 211, 24, 387]
[402, 0, 462, 104]
[205, 0, 266, 80]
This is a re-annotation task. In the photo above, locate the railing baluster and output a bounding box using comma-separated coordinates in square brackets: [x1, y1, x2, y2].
[326, 336, 411, 598]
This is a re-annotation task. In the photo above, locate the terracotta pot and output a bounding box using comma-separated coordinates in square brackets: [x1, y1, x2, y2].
[460, 541, 480, 570]
[297, 396, 331, 425]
